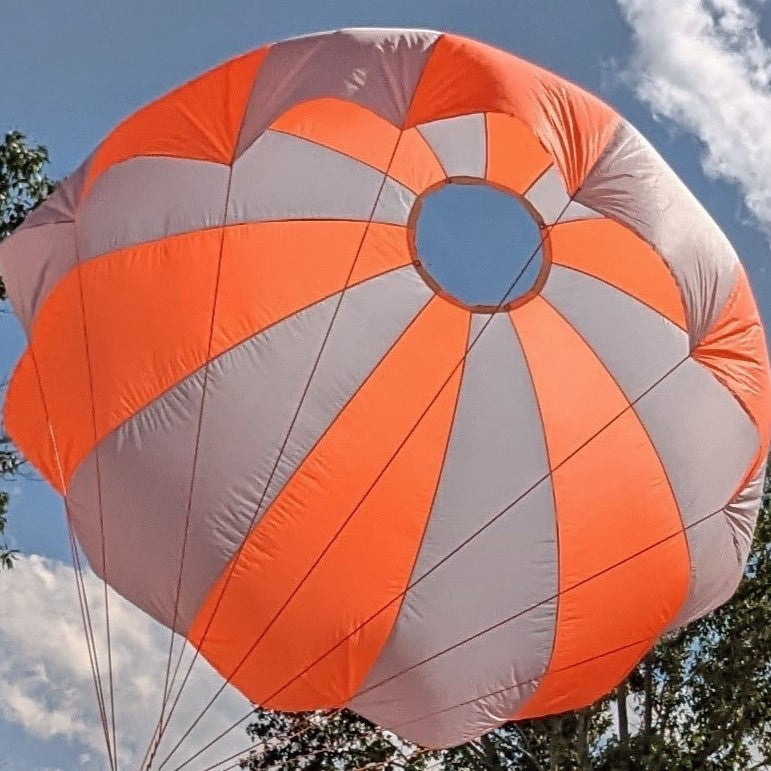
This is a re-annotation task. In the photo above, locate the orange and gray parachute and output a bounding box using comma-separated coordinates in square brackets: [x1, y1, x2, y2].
[1, 28, 770, 749]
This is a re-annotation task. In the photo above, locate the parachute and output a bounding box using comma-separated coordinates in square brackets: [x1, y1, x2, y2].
[1, 27, 769, 755]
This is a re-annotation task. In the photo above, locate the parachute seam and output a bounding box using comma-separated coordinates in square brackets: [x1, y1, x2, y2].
[415, 123, 448, 180]
[545, 274, 763, 620]
[415, 124, 451, 179]
[540, 296, 692, 632]
[483, 113, 490, 179]
[344, 309, 473, 707]
[692, 347, 768, 575]
[81, 47, 266, 198]
[693, 354, 764, 454]
[690, 269, 767, 464]
[384, 636, 657, 735]
[63, 218, 410, 268]
[521, 161, 555, 196]
[20, 220, 410, 336]
[505, 315, 561, 717]
[552, 262, 688, 332]
[244, 128, 417, 199]
[8, 216, 74, 234]
[11, 155, 93, 234]
[64, 263, 408, 487]
[231, 31, 444, 163]
[267, 125, 423, 192]
[572, 120, 694, 349]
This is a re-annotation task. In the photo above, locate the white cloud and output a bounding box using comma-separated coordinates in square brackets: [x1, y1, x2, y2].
[0, 554, 252, 770]
[616, 0, 771, 240]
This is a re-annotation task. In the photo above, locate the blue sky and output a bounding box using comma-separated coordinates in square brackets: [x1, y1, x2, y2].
[0, 1, 769, 768]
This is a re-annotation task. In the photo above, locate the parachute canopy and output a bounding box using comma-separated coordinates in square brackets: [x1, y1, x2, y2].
[2, 28, 770, 749]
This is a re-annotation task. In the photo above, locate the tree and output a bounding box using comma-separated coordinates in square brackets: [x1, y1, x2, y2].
[241, 462, 770, 770]
[242, 709, 437, 770]
[240, 702, 610, 770]
[0, 130, 56, 568]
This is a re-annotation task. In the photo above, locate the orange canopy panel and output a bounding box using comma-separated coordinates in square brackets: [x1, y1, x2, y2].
[1, 28, 769, 749]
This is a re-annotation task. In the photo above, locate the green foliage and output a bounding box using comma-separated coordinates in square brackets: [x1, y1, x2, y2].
[241, 704, 612, 770]
[243, 464, 770, 770]
[243, 710, 435, 770]
[0, 130, 55, 566]
[0, 489, 18, 570]
[0, 426, 22, 569]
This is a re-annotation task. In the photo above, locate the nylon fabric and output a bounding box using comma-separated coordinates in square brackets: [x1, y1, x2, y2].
[1, 27, 768, 751]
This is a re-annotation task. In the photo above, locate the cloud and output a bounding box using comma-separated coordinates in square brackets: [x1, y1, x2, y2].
[0, 554, 252, 769]
[615, 0, 771, 240]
